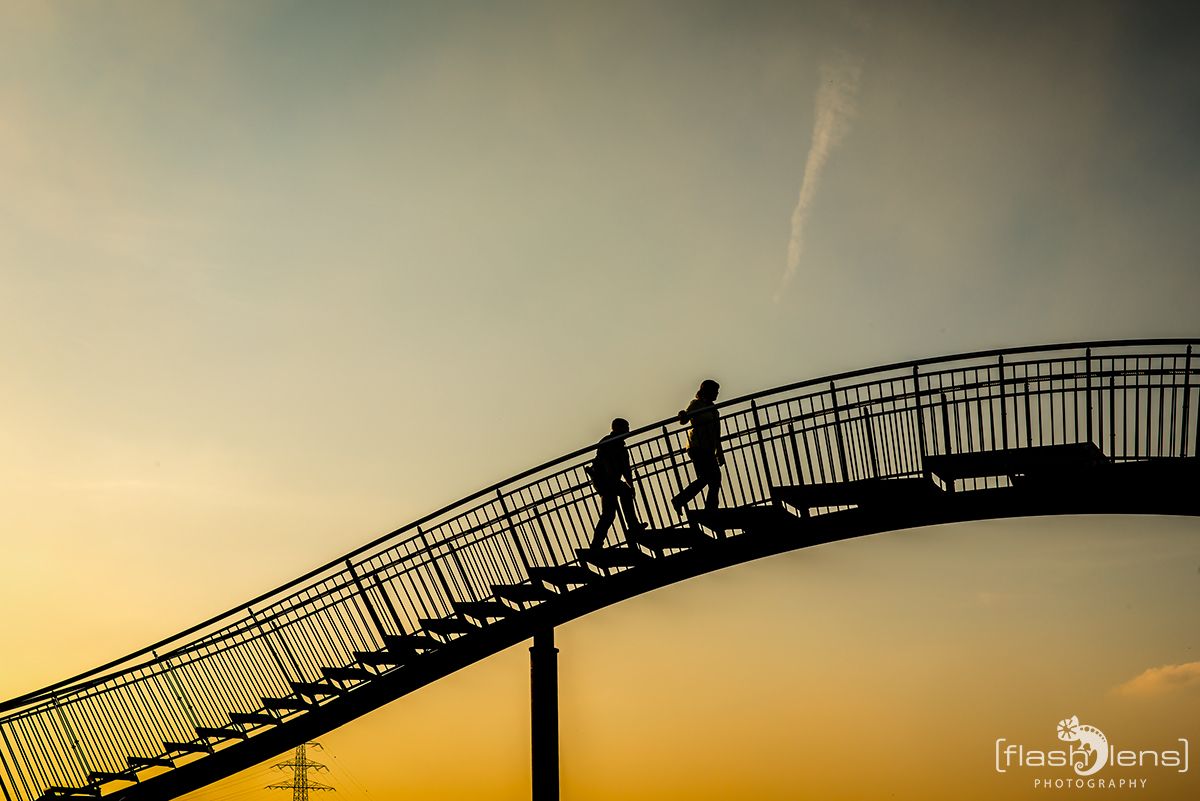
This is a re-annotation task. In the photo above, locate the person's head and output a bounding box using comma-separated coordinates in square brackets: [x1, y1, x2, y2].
[697, 379, 720, 402]
[611, 417, 630, 434]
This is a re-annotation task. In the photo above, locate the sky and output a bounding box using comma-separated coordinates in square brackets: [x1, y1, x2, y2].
[1, 1, 1198, 799]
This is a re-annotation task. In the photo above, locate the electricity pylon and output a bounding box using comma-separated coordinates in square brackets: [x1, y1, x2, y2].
[267, 742, 335, 801]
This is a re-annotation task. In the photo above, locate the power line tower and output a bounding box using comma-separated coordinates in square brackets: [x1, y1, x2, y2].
[267, 742, 335, 801]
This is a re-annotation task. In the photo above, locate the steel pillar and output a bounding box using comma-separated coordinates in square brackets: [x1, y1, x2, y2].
[530, 628, 559, 801]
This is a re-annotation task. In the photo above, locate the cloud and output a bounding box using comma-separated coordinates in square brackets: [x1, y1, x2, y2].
[775, 49, 862, 302]
[1113, 661, 1200, 697]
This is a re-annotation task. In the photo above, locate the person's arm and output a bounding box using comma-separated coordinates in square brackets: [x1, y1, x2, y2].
[712, 409, 725, 465]
[591, 437, 613, 479]
[620, 446, 634, 485]
[679, 397, 702, 425]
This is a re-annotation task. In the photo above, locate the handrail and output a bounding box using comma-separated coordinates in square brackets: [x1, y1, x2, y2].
[1, 338, 1197, 801]
[2, 337, 1195, 711]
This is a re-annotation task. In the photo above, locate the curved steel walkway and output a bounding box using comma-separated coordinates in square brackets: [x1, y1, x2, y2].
[3, 340, 1198, 801]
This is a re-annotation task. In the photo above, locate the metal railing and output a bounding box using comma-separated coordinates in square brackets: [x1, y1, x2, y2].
[1, 339, 1196, 800]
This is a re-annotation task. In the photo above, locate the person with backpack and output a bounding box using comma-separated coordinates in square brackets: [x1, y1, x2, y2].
[588, 417, 646, 548]
[671, 379, 724, 513]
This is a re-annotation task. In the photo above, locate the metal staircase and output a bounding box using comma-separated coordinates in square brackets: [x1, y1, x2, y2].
[2, 339, 1197, 801]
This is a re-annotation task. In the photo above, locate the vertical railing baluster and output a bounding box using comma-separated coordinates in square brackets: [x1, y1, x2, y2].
[0, 729, 18, 801]
[496, 490, 533, 574]
[244, 610, 295, 688]
[265, 614, 306, 684]
[155, 651, 202, 730]
[1085, 348, 1093, 445]
[830, 383, 849, 482]
[0, 726, 20, 801]
[1168, 356, 1179, 457]
[519, 496, 552, 567]
[453, 526, 480, 600]
[1134, 357, 1142, 459]
[629, 462, 658, 532]
[22, 718, 55, 794]
[1183, 345, 1193, 458]
[86, 691, 121, 770]
[864, 409, 880, 478]
[417, 527, 460, 611]
[781, 416, 797, 486]
[371, 573, 408, 636]
[345, 561, 389, 645]
[998, 355, 1008, 450]
[1023, 382, 1033, 448]
[813, 407, 830, 483]
[973, 368, 986, 454]
[939, 393, 954, 493]
[785, 423, 809, 518]
[50, 699, 86, 783]
[662, 426, 685, 513]
[1158, 356, 1167, 457]
[750, 400, 775, 502]
[1109, 365, 1117, 459]
[1194, 350, 1200, 459]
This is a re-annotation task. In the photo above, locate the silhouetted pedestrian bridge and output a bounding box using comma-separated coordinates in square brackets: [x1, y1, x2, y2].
[3, 340, 1198, 801]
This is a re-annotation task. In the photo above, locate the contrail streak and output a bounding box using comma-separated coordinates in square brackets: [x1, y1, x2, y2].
[775, 52, 862, 302]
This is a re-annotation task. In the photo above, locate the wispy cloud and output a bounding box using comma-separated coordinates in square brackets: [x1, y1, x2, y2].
[775, 50, 862, 302]
[1113, 661, 1200, 697]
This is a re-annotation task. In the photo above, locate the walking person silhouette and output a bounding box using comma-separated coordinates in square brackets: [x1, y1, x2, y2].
[671, 379, 723, 513]
[588, 418, 646, 548]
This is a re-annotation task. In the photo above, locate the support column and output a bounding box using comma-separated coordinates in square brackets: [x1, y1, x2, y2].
[530, 628, 559, 801]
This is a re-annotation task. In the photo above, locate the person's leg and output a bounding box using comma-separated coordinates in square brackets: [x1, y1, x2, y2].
[684, 450, 721, 510]
[701, 454, 722, 510]
[672, 451, 707, 510]
[616, 482, 643, 533]
[591, 489, 616, 548]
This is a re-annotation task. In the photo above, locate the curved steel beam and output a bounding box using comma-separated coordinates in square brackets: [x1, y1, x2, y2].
[1, 339, 1196, 801]
[105, 472, 1198, 801]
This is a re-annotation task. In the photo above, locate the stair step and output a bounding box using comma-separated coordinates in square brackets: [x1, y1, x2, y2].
[493, 582, 556, 604]
[772, 476, 943, 510]
[322, 665, 376, 683]
[1045, 458, 1200, 513]
[38, 787, 100, 799]
[630, 527, 713, 553]
[292, 681, 342, 699]
[196, 726, 247, 741]
[576, 546, 650, 568]
[127, 756, 174, 770]
[529, 565, 597, 589]
[260, 696, 313, 713]
[420, 617, 477, 636]
[924, 442, 1106, 483]
[689, 505, 801, 534]
[86, 771, 134, 785]
[384, 633, 441, 652]
[353, 649, 406, 667]
[1087, 457, 1200, 492]
[162, 740, 214, 755]
[453, 601, 517, 621]
[229, 712, 276, 727]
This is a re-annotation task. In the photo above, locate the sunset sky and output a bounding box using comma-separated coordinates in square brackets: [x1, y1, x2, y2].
[2, 1, 1198, 799]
